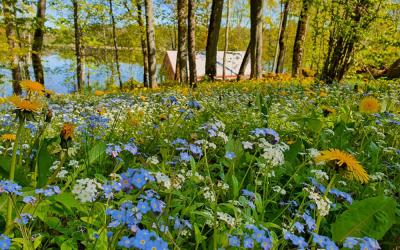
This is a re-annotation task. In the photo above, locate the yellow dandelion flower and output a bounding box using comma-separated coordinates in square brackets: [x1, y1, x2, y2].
[0, 134, 16, 142]
[20, 80, 45, 95]
[359, 96, 380, 114]
[315, 149, 369, 184]
[95, 90, 105, 96]
[8, 95, 42, 113]
[320, 92, 328, 97]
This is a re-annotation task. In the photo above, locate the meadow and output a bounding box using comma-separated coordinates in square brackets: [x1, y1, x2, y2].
[0, 78, 399, 250]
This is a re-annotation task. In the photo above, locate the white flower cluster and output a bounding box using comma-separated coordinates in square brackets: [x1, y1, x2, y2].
[154, 172, 171, 189]
[217, 181, 229, 191]
[258, 139, 289, 167]
[304, 186, 331, 217]
[194, 139, 217, 149]
[216, 211, 236, 227]
[272, 185, 287, 195]
[147, 156, 159, 165]
[72, 178, 102, 203]
[202, 186, 216, 202]
[311, 169, 329, 181]
[369, 172, 386, 182]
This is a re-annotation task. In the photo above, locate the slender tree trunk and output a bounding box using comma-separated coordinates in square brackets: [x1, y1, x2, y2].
[177, 0, 188, 83]
[72, 0, 84, 92]
[134, 0, 149, 87]
[237, 41, 251, 81]
[187, 0, 197, 87]
[2, 0, 22, 94]
[16, 28, 31, 80]
[292, 0, 311, 77]
[32, 0, 46, 85]
[108, 0, 123, 89]
[222, 0, 230, 80]
[276, 0, 289, 73]
[144, 0, 157, 88]
[205, 0, 224, 80]
[250, 0, 263, 79]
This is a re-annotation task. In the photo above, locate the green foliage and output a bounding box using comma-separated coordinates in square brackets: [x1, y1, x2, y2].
[331, 196, 398, 242]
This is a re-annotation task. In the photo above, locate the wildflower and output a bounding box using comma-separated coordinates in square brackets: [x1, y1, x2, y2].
[225, 151, 236, 160]
[72, 179, 100, 202]
[302, 213, 316, 231]
[293, 222, 304, 233]
[180, 152, 191, 162]
[0, 180, 22, 195]
[60, 123, 75, 142]
[229, 235, 240, 247]
[16, 213, 33, 225]
[312, 233, 338, 250]
[243, 237, 254, 249]
[118, 236, 134, 248]
[137, 200, 151, 214]
[252, 128, 280, 144]
[242, 141, 253, 149]
[23, 196, 37, 204]
[0, 234, 11, 250]
[20, 80, 45, 95]
[284, 231, 308, 249]
[0, 134, 16, 142]
[8, 95, 42, 113]
[359, 96, 380, 114]
[315, 149, 369, 183]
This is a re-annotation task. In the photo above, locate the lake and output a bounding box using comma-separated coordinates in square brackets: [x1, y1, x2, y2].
[0, 53, 145, 96]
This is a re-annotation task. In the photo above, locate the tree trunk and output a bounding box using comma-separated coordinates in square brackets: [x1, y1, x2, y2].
[250, 0, 263, 79]
[144, 0, 157, 88]
[205, 0, 224, 80]
[177, 0, 188, 84]
[2, 0, 22, 94]
[109, 0, 123, 89]
[276, 0, 289, 73]
[237, 41, 251, 81]
[292, 0, 311, 77]
[32, 0, 46, 85]
[384, 58, 400, 79]
[320, 0, 372, 84]
[72, 0, 84, 92]
[187, 0, 197, 87]
[222, 0, 230, 80]
[134, 0, 149, 87]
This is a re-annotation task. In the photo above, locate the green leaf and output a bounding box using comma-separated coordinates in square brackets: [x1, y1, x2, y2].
[194, 224, 206, 245]
[331, 196, 397, 242]
[61, 239, 77, 250]
[37, 139, 57, 187]
[88, 142, 106, 164]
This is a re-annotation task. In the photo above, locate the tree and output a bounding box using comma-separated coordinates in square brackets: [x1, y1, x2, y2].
[292, 0, 312, 77]
[187, 0, 197, 87]
[72, 0, 84, 91]
[144, 0, 157, 88]
[177, 0, 188, 83]
[321, 0, 381, 84]
[237, 41, 251, 81]
[275, 0, 289, 73]
[222, 0, 230, 80]
[135, 0, 149, 87]
[108, 0, 123, 89]
[205, 0, 224, 80]
[2, 0, 22, 94]
[250, 0, 263, 79]
[32, 0, 46, 85]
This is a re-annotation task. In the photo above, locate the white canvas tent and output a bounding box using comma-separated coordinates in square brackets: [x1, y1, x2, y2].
[162, 51, 251, 80]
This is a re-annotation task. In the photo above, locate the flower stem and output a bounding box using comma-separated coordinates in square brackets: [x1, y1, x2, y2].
[5, 118, 25, 233]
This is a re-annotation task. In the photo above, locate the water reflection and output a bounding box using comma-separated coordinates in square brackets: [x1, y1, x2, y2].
[0, 52, 144, 96]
